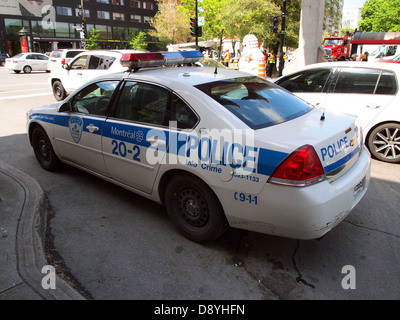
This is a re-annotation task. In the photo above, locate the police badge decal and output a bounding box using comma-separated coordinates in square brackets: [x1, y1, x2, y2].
[69, 116, 83, 143]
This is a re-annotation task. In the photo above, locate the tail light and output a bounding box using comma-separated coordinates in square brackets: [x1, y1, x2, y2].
[61, 58, 66, 65]
[269, 145, 326, 187]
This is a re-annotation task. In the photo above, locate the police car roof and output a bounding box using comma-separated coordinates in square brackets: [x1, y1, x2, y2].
[122, 66, 253, 86]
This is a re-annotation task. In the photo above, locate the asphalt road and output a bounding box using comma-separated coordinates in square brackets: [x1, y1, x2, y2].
[0, 66, 399, 300]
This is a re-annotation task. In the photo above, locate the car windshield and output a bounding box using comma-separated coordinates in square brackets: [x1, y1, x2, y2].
[323, 39, 342, 45]
[12, 53, 24, 58]
[196, 76, 312, 129]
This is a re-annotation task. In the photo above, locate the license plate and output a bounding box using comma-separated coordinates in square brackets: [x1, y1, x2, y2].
[354, 178, 364, 198]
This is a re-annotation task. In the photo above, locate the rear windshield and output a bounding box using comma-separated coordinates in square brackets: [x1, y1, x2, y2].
[195, 76, 312, 129]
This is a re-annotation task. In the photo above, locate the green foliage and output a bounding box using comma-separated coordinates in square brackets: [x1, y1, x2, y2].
[129, 31, 148, 50]
[359, 0, 400, 32]
[85, 29, 101, 50]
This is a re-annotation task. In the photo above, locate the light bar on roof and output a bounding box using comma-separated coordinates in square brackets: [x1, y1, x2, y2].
[121, 51, 204, 71]
[120, 52, 165, 69]
[180, 50, 204, 64]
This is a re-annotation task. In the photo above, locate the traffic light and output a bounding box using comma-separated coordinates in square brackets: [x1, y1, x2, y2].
[82, 19, 87, 38]
[190, 17, 197, 37]
[269, 16, 279, 33]
[197, 26, 202, 38]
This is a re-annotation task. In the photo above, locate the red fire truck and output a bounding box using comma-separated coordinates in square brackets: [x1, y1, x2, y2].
[321, 35, 352, 61]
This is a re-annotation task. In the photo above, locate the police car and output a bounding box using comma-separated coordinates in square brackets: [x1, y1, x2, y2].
[27, 51, 371, 242]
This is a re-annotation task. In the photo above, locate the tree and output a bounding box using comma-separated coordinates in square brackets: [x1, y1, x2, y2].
[149, 0, 191, 46]
[359, 0, 400, 32]
[129, 31, 148, 50]
[85, 29, 101, 50]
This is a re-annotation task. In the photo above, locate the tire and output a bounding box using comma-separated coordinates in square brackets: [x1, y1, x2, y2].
[164, 173, 228, 242]
[32, 126, 61, 171]
[14, 70, 21, 74]
[23, 65, 32, 73]
[367, 123, 400, 164]
[52, 80, 67, 101]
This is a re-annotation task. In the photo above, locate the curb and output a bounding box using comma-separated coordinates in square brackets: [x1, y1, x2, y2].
[0, 160, 85, 300]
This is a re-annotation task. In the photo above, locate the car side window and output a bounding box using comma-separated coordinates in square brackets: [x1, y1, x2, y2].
[88, 55, 116, 70]
[275, 68, 332, 93]
[376, 71, 397, 95]
[169, 94, 198, 129]
[334, 68, 380, 94]
[115, 81, 169, 126]
[26, 54, 35, 60]
[70, 81, 119, 116]
[70, 55, 88, 70]
[36, 54, 48, 60]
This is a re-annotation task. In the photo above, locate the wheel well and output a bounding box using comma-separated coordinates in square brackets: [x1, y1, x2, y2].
[28, 122, 41, 146]
[365, 120, 400, 143]
[157, 169, 222, 208]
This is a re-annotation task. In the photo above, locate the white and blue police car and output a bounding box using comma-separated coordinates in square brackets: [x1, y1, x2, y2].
[27, 51, 371, 242]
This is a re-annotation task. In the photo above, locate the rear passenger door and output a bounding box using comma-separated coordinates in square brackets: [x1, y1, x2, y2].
[324, 67, 397, 129]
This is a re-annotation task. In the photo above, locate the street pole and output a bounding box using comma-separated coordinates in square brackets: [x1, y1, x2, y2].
[278, 0, 287, 76]
[195, 0, 198, 50]
[80, 0, 86, 49]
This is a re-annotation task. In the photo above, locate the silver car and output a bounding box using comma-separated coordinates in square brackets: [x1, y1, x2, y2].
[5, 52, 49, 74]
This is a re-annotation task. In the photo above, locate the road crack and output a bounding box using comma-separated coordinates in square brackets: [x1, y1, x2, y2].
[291, 240, 315, 289]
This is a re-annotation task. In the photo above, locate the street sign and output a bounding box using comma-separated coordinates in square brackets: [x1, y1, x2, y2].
[198, 16, 205, 26]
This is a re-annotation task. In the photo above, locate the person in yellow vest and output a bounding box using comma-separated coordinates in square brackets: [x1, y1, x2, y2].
[267, 49, 276, 77]
[223, 49, 231, 67]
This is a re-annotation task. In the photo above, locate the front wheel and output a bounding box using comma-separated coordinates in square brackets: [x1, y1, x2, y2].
[52, 80, 67, 101]
[367, 123, 400, 163]
[164, 174, 228, 242]
[31, 126, 61, 171]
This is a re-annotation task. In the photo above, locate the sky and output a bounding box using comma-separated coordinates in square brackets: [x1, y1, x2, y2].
[343, 0, 366, 8]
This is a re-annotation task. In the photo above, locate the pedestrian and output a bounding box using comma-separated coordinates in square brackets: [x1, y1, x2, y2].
[223, 49, 231, 67]
[267, 49, 276, 77]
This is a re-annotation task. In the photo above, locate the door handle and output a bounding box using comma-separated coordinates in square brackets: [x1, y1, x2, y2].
[77, 73, 83, 76]
[86, 124, 99, 133]
[147, 136, 166, 146]
[366, 104, 381, 109]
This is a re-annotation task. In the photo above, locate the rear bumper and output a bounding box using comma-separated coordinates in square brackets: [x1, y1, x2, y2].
[219, 146, 371, 239]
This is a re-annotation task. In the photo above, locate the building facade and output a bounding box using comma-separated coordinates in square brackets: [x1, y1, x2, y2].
[0, 0, 158, 56]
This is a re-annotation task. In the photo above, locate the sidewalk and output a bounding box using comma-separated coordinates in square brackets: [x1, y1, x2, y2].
[0, 160, 84, 300]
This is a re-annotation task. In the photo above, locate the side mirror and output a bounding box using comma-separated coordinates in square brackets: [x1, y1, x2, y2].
[59, 101, 72, 112]
[62, 63, 70, 70]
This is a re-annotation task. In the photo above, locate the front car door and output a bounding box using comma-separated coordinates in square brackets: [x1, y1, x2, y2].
[54, 80, 120, 174]
[102, 80, 199, 194]
[275, 67, 333, 109]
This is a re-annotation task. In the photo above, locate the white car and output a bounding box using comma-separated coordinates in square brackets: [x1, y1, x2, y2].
[48, 49, 87, 71]
[5, 52, 49, 73]
[27, 51, 371, 242]
[275, 61, 400, 164]
[49, 49, 146, 101]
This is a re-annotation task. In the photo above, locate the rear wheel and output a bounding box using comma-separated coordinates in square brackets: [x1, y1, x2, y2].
[32, 126, 60, 171]
[367, 123, 400, 163]
[164, 174, 228, 242]
[52, 80, 67, 101]
[23, 65, 32, 73]
[13, 70, 21, 74]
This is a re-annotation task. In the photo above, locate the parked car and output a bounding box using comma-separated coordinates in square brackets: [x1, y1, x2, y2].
[275, 61, 400, 164]
[5, 52, 49, 73]
[48, 49, 87, 71]
[27, 51, 370, 242]
[377, 53, 400, 64]
[49, 49, 147, 101]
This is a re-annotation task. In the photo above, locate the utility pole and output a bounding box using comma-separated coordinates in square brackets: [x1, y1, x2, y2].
[278, 0, 287, 76]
